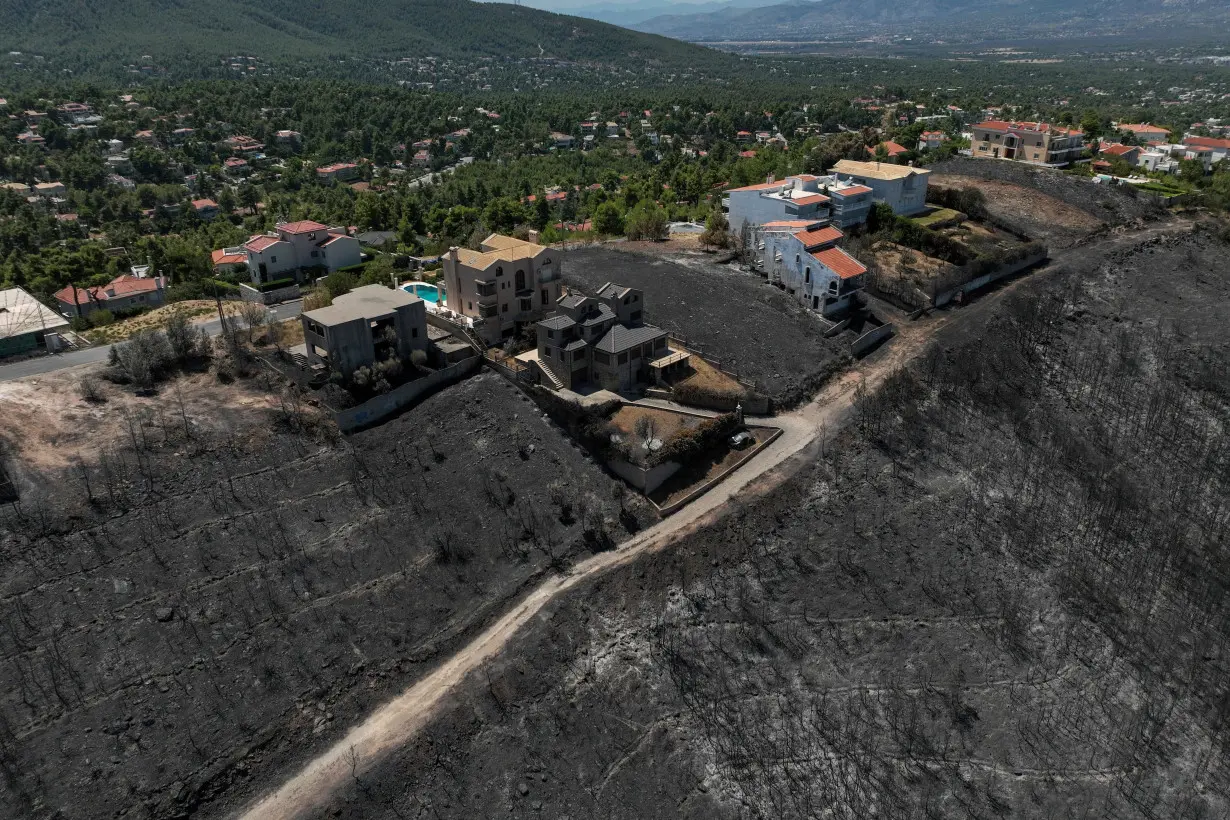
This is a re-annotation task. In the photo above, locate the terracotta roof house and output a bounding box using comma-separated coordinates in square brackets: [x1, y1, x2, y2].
[223, 221, 361, 287]
[316, 162, 359, 182]
[1115, 123, 1170, 142]
[970, 120, 1085, 166]
[866, 140, 909, 159]
[756, 222, 868, 317]
[441, 233, 563, 345]
[54, 274, 168, 318]
[192, 198, 220, 220]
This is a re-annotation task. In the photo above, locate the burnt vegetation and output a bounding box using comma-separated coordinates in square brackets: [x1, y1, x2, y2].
[321, 226, 1230, 819]
[0, 373, 653, 819]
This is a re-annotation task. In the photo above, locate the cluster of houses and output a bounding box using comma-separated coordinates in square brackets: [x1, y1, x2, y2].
[212, 220, 362, 286]
[725, 159, 931, 318]
[297, 231, 686, 397]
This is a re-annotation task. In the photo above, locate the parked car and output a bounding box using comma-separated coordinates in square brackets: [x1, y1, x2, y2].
[729, 430, 754, 449]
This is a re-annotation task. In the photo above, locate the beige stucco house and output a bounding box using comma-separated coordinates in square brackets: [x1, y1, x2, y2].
[440, 233, 563, 345]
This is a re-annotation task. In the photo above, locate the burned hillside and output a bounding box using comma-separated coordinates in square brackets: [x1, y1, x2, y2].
[0, 373, 652, 819]
[316, 223, 1230, 820]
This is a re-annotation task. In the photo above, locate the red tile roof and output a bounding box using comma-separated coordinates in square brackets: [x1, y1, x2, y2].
[975, 120, 1083, 137]
[1183, 136, 1230, 150]
[192, 198, 218, 209]
[212, 249, 246, 266]
[738, 150, 757, 158]
[54, 275, 162, 305]
[790, 194, 830, 206]
[762, 220, 821, 229]
[866, 141, 908, 157]
[794, 226, 843, 249]
[834, 184, 872, 197]
[279, 220, 329, 235]
[726, 181, 785, 192]
[245, 235, 283, 252]
[1101, 143, 1140, 157]
[812, 247, 867, 280]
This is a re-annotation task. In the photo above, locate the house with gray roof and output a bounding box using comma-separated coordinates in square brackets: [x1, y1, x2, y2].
[532, 283, 686, 392]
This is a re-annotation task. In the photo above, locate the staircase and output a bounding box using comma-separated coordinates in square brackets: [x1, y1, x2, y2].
[536, 358, 565, 391]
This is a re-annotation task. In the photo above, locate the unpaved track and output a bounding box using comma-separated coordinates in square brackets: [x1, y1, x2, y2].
[236, 219, 1191, 820]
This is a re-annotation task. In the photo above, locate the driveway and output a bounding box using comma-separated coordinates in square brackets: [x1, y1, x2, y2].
[0, 299, 304, 383]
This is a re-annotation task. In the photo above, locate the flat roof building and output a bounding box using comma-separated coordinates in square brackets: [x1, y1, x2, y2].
[301, 285, 427, 377]
[0, 287, 69, 358]
[830, 160, 931, 216]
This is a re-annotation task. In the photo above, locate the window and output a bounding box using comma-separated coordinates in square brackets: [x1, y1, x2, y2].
[594, 350, 610, 365]
[411, 328, 418, 338]
[502, 303, 508, 313]
[795, 254, 800, 266]
[468, 301, 473, 310]
[804, 267, 811, 284]
[496, 266, 503, 276]
[547, 329, 554, 339]
[311, 250, 318, 258]
[541, 288, 548, 306]
[618, 352, 628, 365]
[271, 256, 277, 263]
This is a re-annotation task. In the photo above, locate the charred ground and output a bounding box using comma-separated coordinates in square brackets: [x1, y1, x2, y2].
[318, 222, 1230, 819]
[0, 373, 654, 819]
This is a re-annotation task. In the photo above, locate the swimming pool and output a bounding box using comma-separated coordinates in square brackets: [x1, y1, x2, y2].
[402, 282, 444, 304]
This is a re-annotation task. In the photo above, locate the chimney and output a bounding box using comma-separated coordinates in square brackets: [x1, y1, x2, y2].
[448, 246, 459, 267]
[527, 229, 540, 244]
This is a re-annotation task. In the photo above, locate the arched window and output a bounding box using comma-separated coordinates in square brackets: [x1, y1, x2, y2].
[496, 266, 503, 276]
[804, 267, 811, 284]
[515, 269, 526, 291]
[795, 254, 800, 266]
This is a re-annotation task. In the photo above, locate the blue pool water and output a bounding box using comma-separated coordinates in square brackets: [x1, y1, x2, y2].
[403, 282, 443, 304]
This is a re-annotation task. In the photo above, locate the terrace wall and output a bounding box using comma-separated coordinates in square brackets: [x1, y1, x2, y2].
[333, 356, 481, 432]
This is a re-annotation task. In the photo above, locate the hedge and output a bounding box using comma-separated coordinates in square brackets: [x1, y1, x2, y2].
[248, 277, 298, 293]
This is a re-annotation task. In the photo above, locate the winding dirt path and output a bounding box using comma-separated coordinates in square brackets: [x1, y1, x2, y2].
[236, 218, 1191, 820]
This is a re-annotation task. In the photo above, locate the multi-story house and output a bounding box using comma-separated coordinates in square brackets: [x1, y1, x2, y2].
[192, 198, 220, 220]
[831, 160, 931, 217]
[301, 285, 428, 377]
[755, 223, 868, 317]
[969, 121, 1085, 166]
[440, 233, 563, 345]
[231, 220, 361, 284]
[726, 174, 874, 234]
[533, 284, 677, 392]
[55, 102, 92, 123]
[317, 162, 359, 182]
[918, 131, 949, 150]
[1182, 135, 1230, 165]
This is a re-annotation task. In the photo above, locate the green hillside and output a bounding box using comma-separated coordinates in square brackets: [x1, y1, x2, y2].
[0, 0, 737, 78]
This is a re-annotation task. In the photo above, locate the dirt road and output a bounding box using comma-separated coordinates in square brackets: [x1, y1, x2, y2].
[235, 219, 1192, 820]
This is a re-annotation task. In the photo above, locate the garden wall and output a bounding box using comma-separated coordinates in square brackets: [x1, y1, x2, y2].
[933, 250, 1048, 308]
[239, 282, 301, 305]
[333, 356, 481, 432]
[608, 457, 682, 494]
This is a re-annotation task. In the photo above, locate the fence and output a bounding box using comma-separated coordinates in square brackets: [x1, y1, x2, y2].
[484, 349, 536, 384]
[333, 356, 481, 432]
[666, 334, 758, 391]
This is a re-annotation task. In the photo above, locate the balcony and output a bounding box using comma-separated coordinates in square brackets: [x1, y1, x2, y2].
[478, 304, 499, 319]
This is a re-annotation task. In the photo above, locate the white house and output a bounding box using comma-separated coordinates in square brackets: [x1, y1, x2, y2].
[236, 220, 362, 284]
[830, 160, 930, 217]
[725, 173, 874, 234]
[756, 223, 868, 317]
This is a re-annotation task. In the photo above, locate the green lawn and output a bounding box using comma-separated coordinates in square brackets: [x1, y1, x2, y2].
[912, 207, 963, 228]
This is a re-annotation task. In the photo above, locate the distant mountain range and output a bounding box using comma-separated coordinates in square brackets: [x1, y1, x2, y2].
[480, 0, 776, 27]
[628, 0, 1230, 43]
[0, 0, 737, 77]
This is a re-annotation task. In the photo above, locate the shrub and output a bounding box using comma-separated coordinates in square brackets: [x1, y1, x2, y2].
[111, 329, 175, 391]
[87, 309, 115, 328]
[625, 202, 669, 241]
[78, 375, 106, 404]
[323, 271, 356, 298]
[651, 413, 740, 466]
[164, 310, 209, 363]
[248, 277, 297, 293]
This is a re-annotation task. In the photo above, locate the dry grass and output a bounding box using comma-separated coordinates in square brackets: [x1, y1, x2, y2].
[609, 405, 702, 443]
[670, 355, 744, 397]
[85, 300, 241, 344]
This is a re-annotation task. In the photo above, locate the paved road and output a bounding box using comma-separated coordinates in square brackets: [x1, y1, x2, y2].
[0, 299, 303, 384]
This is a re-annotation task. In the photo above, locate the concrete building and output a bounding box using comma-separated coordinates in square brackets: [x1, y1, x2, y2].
[830, 160, 931, 217]
[725, 174, 874, 234]
[1182, 135, 1230, 165]
[237, 220, 361, 284]
[756, 223, 868, 317]
[533, 284, 681, 392]
[969, 121, 1085, 166]
[440, 233, 563, 345]
[316, 162, 359, 182]
[53, 274, 168, 319]
[301, 285, 428, 377]
[0, 287, 69, 357]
